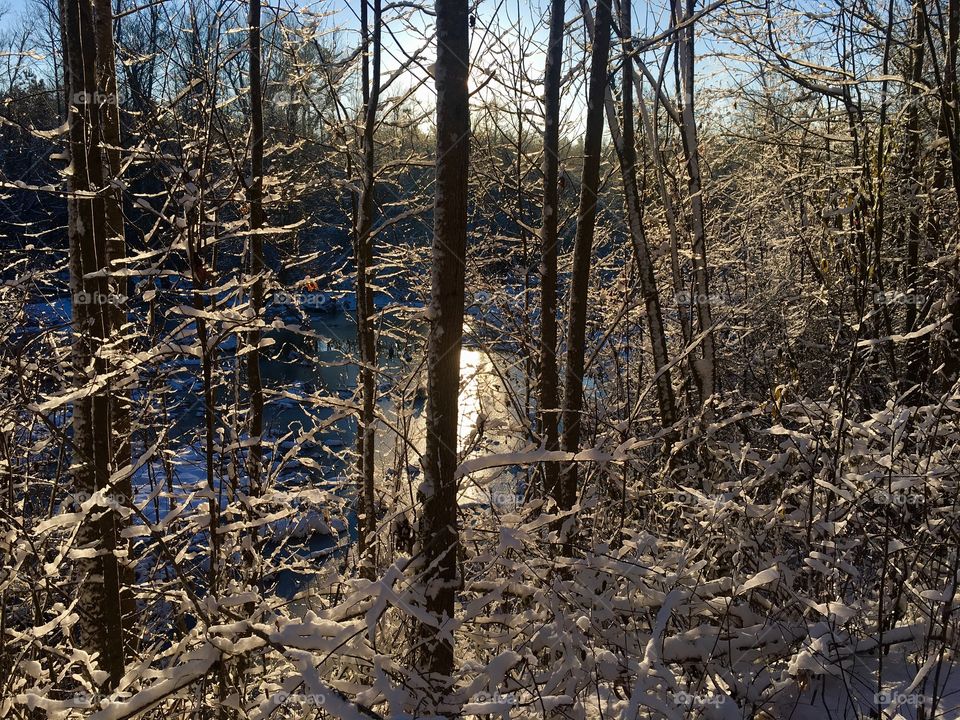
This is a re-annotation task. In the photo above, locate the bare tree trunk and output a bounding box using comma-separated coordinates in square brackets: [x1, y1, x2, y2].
[903, 0, 925, 339]
[92, 0, 136, 658]
[538, 0, 563, 500]
[62, 0, 125, 689]
[633, 64, 691, 346]
[943, 0, 960, 199]
[182, 0, 221, 609]
[355, 0, 381, 575]
[631, 56, 696, 410]
[246, 0, 265, 506]
[940, 0, 960, 379]
[415, 0, 469, 706]
[603, 0, 677, 428]
[558, 0, 613, 511]
[673, 0, 716, 414]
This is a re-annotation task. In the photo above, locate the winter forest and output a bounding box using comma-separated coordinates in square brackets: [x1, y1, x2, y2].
[1, 0, 960, 713]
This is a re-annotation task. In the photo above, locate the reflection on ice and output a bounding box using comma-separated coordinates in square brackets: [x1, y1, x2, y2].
[455, 348, 521, 507]
[370, 342, 522, 510]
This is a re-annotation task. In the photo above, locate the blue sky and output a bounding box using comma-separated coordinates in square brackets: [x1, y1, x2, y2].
[0, 0, 757, 136]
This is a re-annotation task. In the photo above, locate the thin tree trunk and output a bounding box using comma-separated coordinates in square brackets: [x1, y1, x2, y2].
[943, 0, 960, 199]
[558, 0, 613, 511]
[62, 0, 125, 689]
[92, 0, 136, 656]
[603, 0, 677, 428]
[415, 0, 469, 706]
[631, 55, 697, 411]
[246, 0, 265, 505]
[634, 64, 691, 346]
[673, 0, 716, 414]
[903, 0, 925, 339]
[940, 0, 960, 378]
[538, 0, 563, 501]
[355, 0, 381, 575]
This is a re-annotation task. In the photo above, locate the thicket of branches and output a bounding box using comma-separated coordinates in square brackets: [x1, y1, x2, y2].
[1, 0, 959, 716]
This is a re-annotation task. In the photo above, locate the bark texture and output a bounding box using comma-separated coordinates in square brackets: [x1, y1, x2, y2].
[355, 0, 381, 572]
[62, 0, 127, 688]
[538, 0, 564, 502]
[558, 0, 613, 510]
[246, 0, 265, 503]
[674, 0, 717, 413]
[415, 0, 470, 706]
[603, 0, 677, 428]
